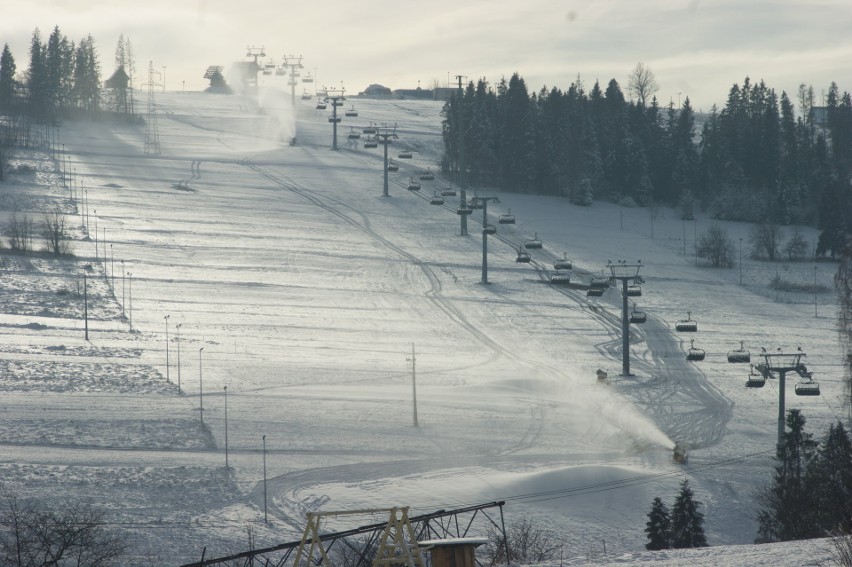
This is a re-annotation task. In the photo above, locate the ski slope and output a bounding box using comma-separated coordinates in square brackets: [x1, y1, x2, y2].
[0, 87, 844, 565]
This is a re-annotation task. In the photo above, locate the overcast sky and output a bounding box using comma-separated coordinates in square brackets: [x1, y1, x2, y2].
[3, 0, 851, 112]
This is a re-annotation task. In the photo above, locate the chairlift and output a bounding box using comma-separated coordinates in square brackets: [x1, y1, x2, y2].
[302, 90, 312, 100]
[387, 160, 399, 172]
[345, 106, 358, 117]
[727, 341, 751, 364]
[456, 204, 472, 215]
[430, 192, 444, 205]
[332, 99, 344, 107]
[262, 68, 273, 76]
[364, 138, 378, 149]
[524, 233, 543, 249]
[315, 100, 327, 110]
[363, 124, 377, 134]
[398, 151, 413, 159]
[407, 178, 421, 191]
[441, 187, 457, 197]
[419, 170, 434, 181]
[275, 67, 286, 76]
[550, 272, 571, 285]
[626, 284, 642, 297]
[483, 224, 496, 235]
[629, 306, 647, 324]
[587, 287, 605, 297]
[675, 311, 698, 332]
[590, 276, 611, 289]
[348, 128, 361, 140]
[746, 365, 767, 388]
[264, 62, 276, 70]
[327, 116, 341, 123]
[554, 253, 572, 270]
[498, 209, 516, 224]
[468, 198, 483, 210]
[515, 248, 531, 263]
[287, 80, 298, 86]
[795, 380, 821, 396]
[302, 72, 314, 83]
[686, 339, 706, 362]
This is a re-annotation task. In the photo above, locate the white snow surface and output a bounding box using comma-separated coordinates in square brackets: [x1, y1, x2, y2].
[0, 87, 845, 566]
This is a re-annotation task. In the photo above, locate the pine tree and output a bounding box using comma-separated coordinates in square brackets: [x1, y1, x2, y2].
[0, 43, 16, 110]
[813, 422, 852, 532]
[27, 28, 49, 119]
[670, 480, 707, 548]
[645, 496, 671, 550]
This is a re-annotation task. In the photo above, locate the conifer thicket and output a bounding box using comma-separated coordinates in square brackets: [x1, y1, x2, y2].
[442, 74, 852, 256]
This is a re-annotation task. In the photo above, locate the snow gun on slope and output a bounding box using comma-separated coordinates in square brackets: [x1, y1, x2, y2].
[673, 444, 688, 464]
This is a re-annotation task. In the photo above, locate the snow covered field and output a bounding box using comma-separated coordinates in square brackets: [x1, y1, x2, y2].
[0, 88, 844, 565]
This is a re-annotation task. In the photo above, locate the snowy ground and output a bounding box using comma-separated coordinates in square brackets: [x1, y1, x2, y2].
[0, 88, 845, 566]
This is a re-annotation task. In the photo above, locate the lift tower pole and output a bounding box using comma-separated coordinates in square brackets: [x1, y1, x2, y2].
[324, 87, 346, 150]
[607, 261, 644, 377]
[753, 350, 815, 449]
[282, 54, 304, 108]
[455, 75, 468, 236]
[474, 196, 500, 284]
[376, 124, 398, 197]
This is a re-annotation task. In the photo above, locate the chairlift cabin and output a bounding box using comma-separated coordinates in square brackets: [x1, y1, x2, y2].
[795, 380, 821, 396]
[727, 341, 751, 363]
[524, 233, 543, 249]
[345, 106, 358, 117]
[398, 150, 413, 159]
[587, 287, 605, 297]
[364, 138, 378, 149]
[419, 170, 435, 181]
[441, 187, 457, 197]
[686, 339, 706, 362]
[302, 72, 314, 83]
[386, 160, 399, 172]
[468, 198, 483, 210]
[498, 209, 516, 224]
[332, 99, 344, 107]
[550, 272, 571, 285]
[554, 253, 572, 270]
[430, 192, 444, 205]
[746, 366, 766, 388]
[315, 100, 327, 110]
[275, 67, 286, 76]
[483, 224, 496, 235]
[456, 204, 472, 215]
[626, 284, 642, 297]
[629, 307, 647, 324]
[590, 277, 611, 289]
[675, 311, 698, 332]
[302, 90, 312, 100]
[348, 128, 361, 140]
[287, 79, 298, 87]
[515, 248, 531, 263]
[327, 116, 341, 123]
[363, 125, 377, 134]
[407, 178, 421, 191]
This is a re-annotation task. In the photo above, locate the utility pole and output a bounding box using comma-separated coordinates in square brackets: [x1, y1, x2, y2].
[455, 74, 468, 236]
[474, 196, 500, 284]
[199, 347, 204, 424]
[176, 323, 182, 394]
[164, 315, 170, 385]
[224, 385, 229, 469]
[407, 344, 419, 427]
[607, 261, 644, 377]
[127, 272, 133, 331]
[376, 124, 398, 197]
[83, 273, 88, 341]
[121, 260, 126, 317]
[262, 435, 268, 523]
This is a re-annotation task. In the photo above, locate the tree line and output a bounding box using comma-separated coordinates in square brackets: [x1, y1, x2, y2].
[441, 70, 852, 257]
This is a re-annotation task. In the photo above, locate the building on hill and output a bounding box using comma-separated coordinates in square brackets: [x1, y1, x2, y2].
[360, 84, 392, 97]
[104, 66, 131, 114]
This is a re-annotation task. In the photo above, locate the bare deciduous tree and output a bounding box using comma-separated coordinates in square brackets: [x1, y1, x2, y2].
[482, 516, 560, 564]
[0, 493, 127, 567]
[784, 228, 809, 261]
[42, 210, 71, 256]
[750, 221, 782, 261]
[628, 62, 660, 108]
[7, 212, 34, 253]
[697, 224, 735, 268]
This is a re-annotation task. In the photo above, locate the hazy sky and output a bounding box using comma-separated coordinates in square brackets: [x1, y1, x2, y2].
[3, 0, 851, 112]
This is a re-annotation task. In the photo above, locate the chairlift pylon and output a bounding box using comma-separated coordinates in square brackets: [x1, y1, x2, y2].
[675, 311, 698, 332]
[727, 341, 751, 363]
[686, 339, 706, 362]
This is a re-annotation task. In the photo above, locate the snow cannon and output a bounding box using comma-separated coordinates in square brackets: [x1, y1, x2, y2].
[673, 444, 688, 464]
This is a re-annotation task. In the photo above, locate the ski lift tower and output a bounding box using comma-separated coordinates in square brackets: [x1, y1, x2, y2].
[281, 54, 304, 108]
[324, 86, 346, 150]
[143, 61, 162, 155]
[376, 123, 399, 197]
[753, 348, 819, 449]
[607, 260, 644, 377]
[472, 196, 500, 284]
[244, 46, 266, 89]
[455, 74, 468, 236]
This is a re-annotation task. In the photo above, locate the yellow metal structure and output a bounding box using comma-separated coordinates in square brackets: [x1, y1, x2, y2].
[293, 507, 425, 567]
